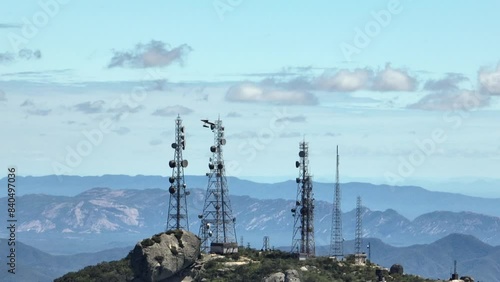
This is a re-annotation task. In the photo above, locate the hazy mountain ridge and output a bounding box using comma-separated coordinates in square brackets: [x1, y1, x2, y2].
[5, 175, 500, 220]
[316, 234, 500, 281]
[0, 238, 129, 282]
[4, 233, 497, 282]
[3, 187, 500, 255]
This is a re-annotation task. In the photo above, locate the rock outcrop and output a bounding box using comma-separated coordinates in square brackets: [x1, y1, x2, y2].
[263, 269, 300, 282]
[130, 229, 200, 282]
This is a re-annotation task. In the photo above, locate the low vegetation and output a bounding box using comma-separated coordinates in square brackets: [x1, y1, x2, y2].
[55, 246, 444, 282]
[195, 247, 441, 282]
[54, 254, 134, 282]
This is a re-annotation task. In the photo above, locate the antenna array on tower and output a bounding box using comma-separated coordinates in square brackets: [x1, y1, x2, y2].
[166, 115, 189, 231]
[198, 118, 238, 254]
[262, 236, 270, 251]
[291, 141, 315, 259]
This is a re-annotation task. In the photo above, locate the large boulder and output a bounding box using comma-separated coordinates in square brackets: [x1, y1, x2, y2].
[263, 272, 285, 282]
[284, 269, 300, 282]
[263, 269, 301, 282]
[130, 229, 201, 282]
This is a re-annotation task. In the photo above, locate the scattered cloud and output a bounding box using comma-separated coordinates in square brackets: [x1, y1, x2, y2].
[108, 105, 144, 114]
[108, 104, 145, 121]
[276, 115, 307, 123]
[316, 68, 373, 92]
[147, 79, 168, 91]
[26, 108, 52, 116]
[108, 40, 192, 68]
[314, 64, 417, 92]
[18, 49, 42, 60]
[479, 65, 500, 95]
[226, 112, 242, 118]
[112, 127, 131, 135]
[407, 90, 490, 111]
[273, 76, 313, 91]
[0, 49, 42, 64]
[20, 99, 52, 116]
[372, 64, 417, 92]
[0, 52, 14, 63]
[20, 99, 35, 107]
[73, 100, 106, 114]
[424, 73, 467, 91]
[225, 82, 318, 105]
[152, 105, 193, 116]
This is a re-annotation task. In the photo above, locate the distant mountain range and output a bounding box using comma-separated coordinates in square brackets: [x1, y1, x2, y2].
[2, 185, 500, 255]
[4, 174, 500, 220]
[317, 233, 500, 282]
[4, 233, 498, 282]
[0, 238, 129, 282]
[1, 174, 499, 281]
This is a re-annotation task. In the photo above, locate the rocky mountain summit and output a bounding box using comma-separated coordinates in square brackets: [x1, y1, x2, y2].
[56, 229, 444, 282]
[55, 229, 201, 282]
[130, 230, 200, 282]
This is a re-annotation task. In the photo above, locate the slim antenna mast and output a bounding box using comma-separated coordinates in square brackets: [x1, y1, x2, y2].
[355, 196, 363, 255]
[330, 145, 343, 259]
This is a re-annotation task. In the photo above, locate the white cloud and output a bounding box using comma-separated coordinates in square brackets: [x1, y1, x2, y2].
[314, 65, 417, 92]
[479, 65, 500, 95]
[226, 82, 318, 105]
[316, 68, 373, 91]
[372, 64, 417, 92]
[152, 105, 193, 116]
[424, 73, 467, 91]
[407, 90, 489, 111]
[276, 115, 306, 123]
[108, 40, 192, 68]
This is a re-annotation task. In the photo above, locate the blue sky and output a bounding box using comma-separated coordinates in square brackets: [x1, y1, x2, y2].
[1, 1, 500, 195]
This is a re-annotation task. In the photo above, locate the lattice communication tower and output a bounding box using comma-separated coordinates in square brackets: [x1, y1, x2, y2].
[198, 118, 238, 254]
[329, 145, 343, 259]
[291, 141, 315, 258]
[166, 115, 189, 231]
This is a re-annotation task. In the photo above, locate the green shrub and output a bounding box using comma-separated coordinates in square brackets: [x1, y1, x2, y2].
[140, 238, 155, 248]
[152, 234, 162, 244]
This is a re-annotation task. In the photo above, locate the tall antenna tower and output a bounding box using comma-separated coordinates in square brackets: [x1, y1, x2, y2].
[330, 145, 343, 259]
[166, 115, 189, 231]
[262, 236, 270, 251]
[355, 196, 363, 255]
[198, 118, 238, 254]
[291, 141, 315, 258]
